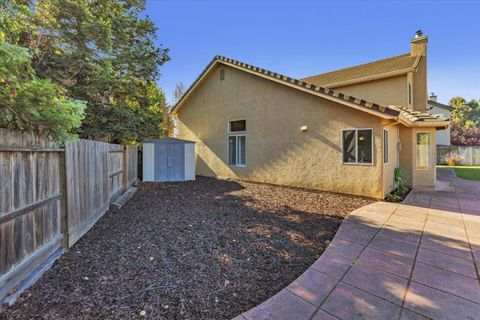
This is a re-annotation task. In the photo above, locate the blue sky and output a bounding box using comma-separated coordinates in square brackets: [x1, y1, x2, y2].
[145, 0, 480, 105]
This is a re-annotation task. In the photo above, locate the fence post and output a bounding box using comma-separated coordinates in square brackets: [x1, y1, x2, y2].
[58, 149, 69, 248]
[122, 146, 127, 191]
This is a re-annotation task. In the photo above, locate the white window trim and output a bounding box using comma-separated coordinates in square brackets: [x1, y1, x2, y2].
[228, 135, 246, 167]
[408, 83, 412, 106]
[383, 128, 389, 165]
[341, 128, 374, 166]
[227, 120, 246, 168]
[415, 131, 432, 171]
[227, 119, 246, 134]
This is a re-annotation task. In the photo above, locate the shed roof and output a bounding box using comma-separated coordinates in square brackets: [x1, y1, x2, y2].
[143, 138, 195, 144]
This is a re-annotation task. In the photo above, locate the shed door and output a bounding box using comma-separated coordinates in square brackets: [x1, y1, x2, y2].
[154, 143, 169, 181]
[168, 143, 184, 181]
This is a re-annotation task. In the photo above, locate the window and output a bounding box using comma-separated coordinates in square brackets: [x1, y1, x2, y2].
[416, 132, 431, 169]
[220, 69, 225, 81]
[229, 120, 246, 132]
[383, 129, 389, 164]
[228, 120, 246, 167]
[408, 83, 412, 105]
[342, 129, 373, 164]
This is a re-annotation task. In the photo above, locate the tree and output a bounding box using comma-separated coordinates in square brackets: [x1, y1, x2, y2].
[2, 0, 170, 144]
[449, 96, 480, 129]
[451, 124, 480, 146]
[0, 42, 86, 142]
[448, 96, 480, 146]
[173, 82, 186, 105]
[160, 82, 186, 137]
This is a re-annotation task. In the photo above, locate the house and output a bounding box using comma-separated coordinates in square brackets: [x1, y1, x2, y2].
[427, 93, 453, 145]
[171, 32, 449, 199]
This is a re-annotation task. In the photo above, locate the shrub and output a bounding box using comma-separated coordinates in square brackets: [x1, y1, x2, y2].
[386, 168, 410, 202]
[394, 167, 409, 193]
[442, 155, 462, 166]
[451, 124, 480, 146]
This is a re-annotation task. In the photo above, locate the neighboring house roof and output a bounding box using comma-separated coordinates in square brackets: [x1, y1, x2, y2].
[301, 53, 421, 88]
[171, 55, 447, 129]
[428, 100, 453, 112]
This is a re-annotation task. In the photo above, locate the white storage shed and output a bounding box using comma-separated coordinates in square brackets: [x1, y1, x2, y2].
[142, 138, 195, 182]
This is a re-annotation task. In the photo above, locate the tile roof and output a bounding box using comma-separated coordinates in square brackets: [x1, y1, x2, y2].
[389, 105, 448, 125]
[173, 55, 397, 117]
[172, 55, 447, 128]
[301, 54, 420, 87]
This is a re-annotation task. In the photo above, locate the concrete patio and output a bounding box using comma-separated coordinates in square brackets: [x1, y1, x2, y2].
[235, 168, 480, 319]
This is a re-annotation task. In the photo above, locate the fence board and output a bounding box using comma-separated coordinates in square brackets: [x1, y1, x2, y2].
[108, 145, 124, 201]
[65, 140, 110, 247]
[1, 129, 138, 302]
[0, 129, 63, 300]
[126, 146, 138, 187]
[437, 145, 480, 165]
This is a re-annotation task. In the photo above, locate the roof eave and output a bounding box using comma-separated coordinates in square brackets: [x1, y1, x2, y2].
[221, 60, 396, 120]
[170, 57, 219, 115]
[398, 115, 449, 129]
[172, 57, 397, 120]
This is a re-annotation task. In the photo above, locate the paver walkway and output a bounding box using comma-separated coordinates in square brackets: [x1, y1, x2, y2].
[235, 168, 480, 320]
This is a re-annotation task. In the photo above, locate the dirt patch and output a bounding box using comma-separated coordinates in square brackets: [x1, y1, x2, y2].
[2, 177, 374, 319]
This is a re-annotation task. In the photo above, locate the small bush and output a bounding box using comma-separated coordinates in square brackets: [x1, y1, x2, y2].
[442, 155, 462, 166]
[394, 167, 408, 193]
[386, 168, 410, 202]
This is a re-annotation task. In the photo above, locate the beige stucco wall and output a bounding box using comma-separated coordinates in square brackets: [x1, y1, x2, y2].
[333, 75, 408, 108]
[412, 57, 427, 112]
[176, 65, 388, 198]
[411, 128, 437, 187]
[398, 126, 436, 188]
[399, 126, 414, 186]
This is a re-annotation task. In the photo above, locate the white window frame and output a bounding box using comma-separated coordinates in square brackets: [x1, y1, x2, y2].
[341, 128, 374, 166]
[415, 131, 431, 170]
[227, 119, 246, 134]
[228, 120, 246, 167]
[408, 82, 412, 106]
[383, 128, 389, 164]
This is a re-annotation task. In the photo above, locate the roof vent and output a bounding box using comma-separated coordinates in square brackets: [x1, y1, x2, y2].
[415, 30, 423, 38]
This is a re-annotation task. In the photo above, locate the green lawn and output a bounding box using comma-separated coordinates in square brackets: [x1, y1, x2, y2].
[438, 165, 480, 181]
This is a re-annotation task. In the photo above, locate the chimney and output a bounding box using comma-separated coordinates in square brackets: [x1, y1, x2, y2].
[429, 92, 437, 102]
[410, 30, 428, 56]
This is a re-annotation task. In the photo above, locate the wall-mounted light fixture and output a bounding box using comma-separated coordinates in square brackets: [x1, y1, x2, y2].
[300, 125, 308, 132]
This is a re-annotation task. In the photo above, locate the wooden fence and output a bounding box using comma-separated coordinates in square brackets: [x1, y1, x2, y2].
[437, 145, 480, 165]
[0, 130, 64, 300]
[0, 129, 138, 301]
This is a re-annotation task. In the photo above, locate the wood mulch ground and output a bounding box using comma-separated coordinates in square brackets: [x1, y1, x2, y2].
[2, 177, 374, 320]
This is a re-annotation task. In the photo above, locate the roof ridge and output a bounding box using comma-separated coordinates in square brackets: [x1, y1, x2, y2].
[301, 53, 412, 81]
